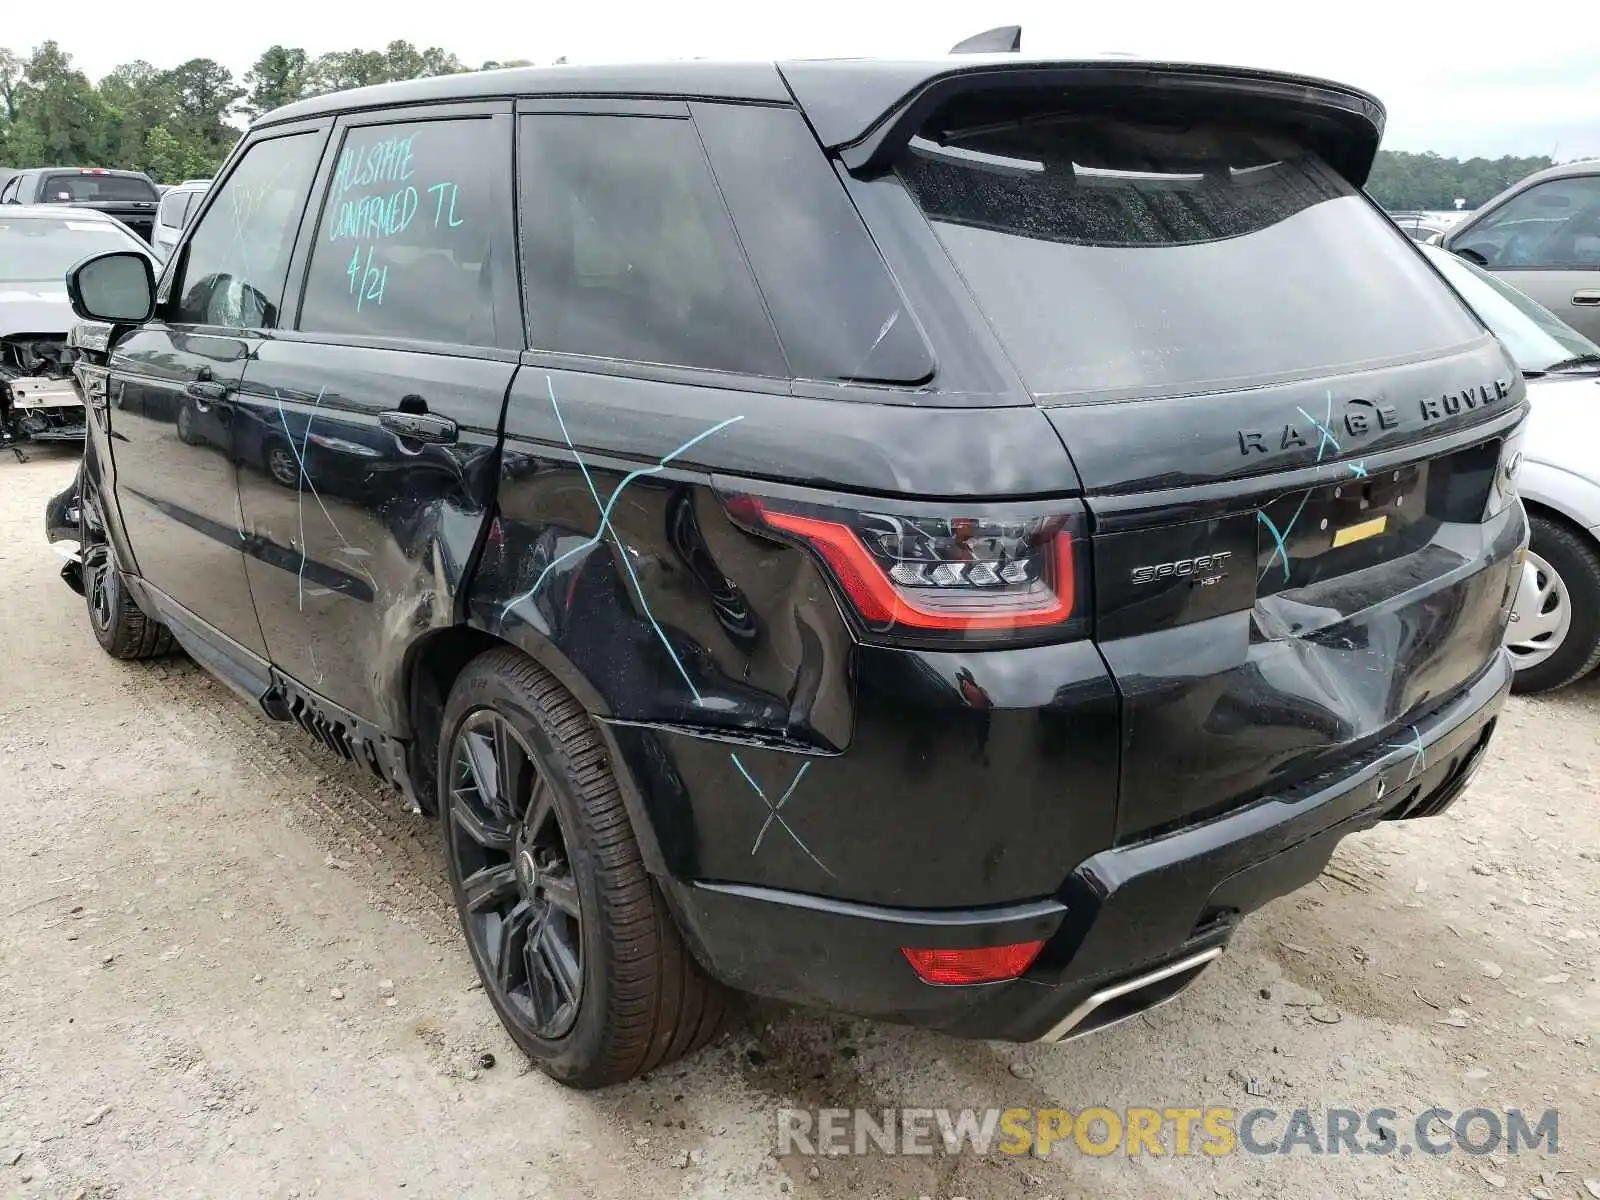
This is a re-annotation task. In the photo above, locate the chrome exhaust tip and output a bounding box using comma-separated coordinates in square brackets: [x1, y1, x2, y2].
[1037, 945, 1223, 1043]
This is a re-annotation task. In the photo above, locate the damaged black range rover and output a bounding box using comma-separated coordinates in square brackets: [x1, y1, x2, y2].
[47, 52, 1528, 1088]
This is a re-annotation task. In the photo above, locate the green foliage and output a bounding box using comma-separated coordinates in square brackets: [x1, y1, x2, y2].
[0, 38, 492, 183]
[1367, 150, 1558, 211]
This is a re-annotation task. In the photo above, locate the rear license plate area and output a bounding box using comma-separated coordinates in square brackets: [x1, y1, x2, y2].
[1254, 438, 1501, 600]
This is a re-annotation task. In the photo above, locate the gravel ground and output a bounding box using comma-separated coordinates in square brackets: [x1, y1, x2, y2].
[2, 448, 1596, 1200]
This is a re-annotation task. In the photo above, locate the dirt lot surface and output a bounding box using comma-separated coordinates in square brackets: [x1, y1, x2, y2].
[2, 448, 1597, 1200]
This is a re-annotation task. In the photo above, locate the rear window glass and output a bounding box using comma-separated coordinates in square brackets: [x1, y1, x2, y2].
[0, 217, 142, 283]
[897, 116, 1483, 402]
[42, 173, 158, 203]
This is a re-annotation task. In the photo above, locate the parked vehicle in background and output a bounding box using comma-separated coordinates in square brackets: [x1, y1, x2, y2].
[1444, 160, 1600, 342]
[0, 168, 160, 245]
[1423, 244, 1600, 692]
[0, 207, 156, 456]
[1390, 209, 1472, 242]
[151, 179, 210, 260]
[45, 52, 1527, 1088]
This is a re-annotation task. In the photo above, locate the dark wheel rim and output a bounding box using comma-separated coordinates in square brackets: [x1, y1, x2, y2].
[447, 710, 584, 1041]
[268, 446, 299, 487]
[177, 405, 193, 443]
[84, 542, 113, 632]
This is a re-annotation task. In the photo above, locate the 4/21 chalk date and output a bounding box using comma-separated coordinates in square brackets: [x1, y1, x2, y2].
[347, 245, 387, 309]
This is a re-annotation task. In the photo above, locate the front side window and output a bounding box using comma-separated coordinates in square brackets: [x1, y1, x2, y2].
[298, 117, 516, 346]
[897, 109, 1483, 401]
[517, 113, 785, 377]
[1452, 176, 1600, 269]
[172, 132, 321, 329]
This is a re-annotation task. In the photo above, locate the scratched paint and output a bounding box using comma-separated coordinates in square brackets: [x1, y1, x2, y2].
[506, 376, 831, 876]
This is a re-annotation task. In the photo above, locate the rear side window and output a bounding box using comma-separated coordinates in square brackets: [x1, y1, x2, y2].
[298, 117, 519, 347]
[897, 113, 1484, 402]
[42, 173, 158, 203]
[517, 113, 786, 377]
[691, 103, 934, 384]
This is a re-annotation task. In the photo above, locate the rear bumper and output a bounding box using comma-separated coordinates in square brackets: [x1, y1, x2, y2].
[658, 650, 1511, 1041]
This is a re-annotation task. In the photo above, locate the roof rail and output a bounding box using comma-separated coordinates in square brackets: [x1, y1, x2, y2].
[949, 25, 1022, 54]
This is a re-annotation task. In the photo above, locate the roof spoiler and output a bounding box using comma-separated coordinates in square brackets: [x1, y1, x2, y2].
[779, 60, 1386, 188]
[950, 26, 1021, 54]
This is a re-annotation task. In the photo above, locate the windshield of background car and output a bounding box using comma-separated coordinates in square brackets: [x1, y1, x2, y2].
[40, 173, 159, 203]
[0, 217, 144, 282]
[1426, 245, 1600, 374]
[896, 113, 1485, 402]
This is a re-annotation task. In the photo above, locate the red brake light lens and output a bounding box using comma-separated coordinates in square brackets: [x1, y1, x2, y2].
[726, 494, 1083, 644]
[902, 941, 1045, 985]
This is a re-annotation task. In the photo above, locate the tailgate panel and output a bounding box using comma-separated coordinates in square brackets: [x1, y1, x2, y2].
[1060, 346, 1529, 843]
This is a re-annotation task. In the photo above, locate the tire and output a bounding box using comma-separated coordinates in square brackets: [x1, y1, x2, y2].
[81, 516, 175, 661]
[1506, 514, 1600, 694]
[438, 648, 729, 1088]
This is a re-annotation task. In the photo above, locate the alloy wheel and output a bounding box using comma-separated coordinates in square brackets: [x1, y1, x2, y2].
[446, 710, 584, 1040]
[268, 445, 300, 488]
[84, 541, 113, 633]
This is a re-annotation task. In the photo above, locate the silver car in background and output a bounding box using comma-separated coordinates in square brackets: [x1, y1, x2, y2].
[1423, 244, 1600, 692]
[150, 179, 209, 261]
[1442, 160, 1600, 343]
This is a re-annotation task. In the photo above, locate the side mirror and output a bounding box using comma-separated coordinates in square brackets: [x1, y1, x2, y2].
[66, 250, 156, 324]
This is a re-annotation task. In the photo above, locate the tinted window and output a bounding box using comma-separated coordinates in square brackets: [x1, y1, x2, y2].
[298, 117, 517, 346]
[41, 173, 158, 203]
[691, 103, 933, 385]
[518, 114, 785, 376]
[897, 114, 1483, 402]
[1452, 176, 1600, 269]
[0, 215, 145, 282]
[172, 132, 321, 328]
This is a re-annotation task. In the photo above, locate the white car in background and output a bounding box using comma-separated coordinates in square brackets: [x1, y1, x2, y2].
[150, 179, 210, 261]
[1423, 244, 1600, 693]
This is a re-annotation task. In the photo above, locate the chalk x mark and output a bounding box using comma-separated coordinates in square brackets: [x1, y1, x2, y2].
[1385, 724, 1426, 781]
[731, 754, 830, 875]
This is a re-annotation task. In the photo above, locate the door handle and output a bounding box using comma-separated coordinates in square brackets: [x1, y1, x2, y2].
[380, 410, 457, 444]
[1572, 291, 1600, 307]
[185, 379, 227, 407]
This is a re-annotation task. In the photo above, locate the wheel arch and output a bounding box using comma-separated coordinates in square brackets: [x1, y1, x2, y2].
[399, 621, 616, 818]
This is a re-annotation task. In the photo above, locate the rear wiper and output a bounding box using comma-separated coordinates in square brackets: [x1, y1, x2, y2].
[1541, 353, 1600, 374]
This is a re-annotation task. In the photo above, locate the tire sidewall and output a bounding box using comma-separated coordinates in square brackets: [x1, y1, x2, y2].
[437, 667, 619, 1083]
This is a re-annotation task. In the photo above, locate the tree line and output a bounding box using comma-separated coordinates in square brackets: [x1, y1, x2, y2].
[0, 41, 538, 183]
[1365, 149, 1559, 211]
[0, 41, 1569, 203]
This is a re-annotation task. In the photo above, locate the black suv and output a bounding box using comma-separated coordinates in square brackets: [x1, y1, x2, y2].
[46, 54, 1528, 1088]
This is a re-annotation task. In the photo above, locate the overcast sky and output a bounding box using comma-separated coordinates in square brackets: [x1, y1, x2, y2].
[7, 0, 1599, 159]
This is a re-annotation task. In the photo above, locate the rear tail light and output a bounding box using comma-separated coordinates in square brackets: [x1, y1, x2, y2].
[902, 941, 1045, 985]
[725, 493, 1085, 645]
